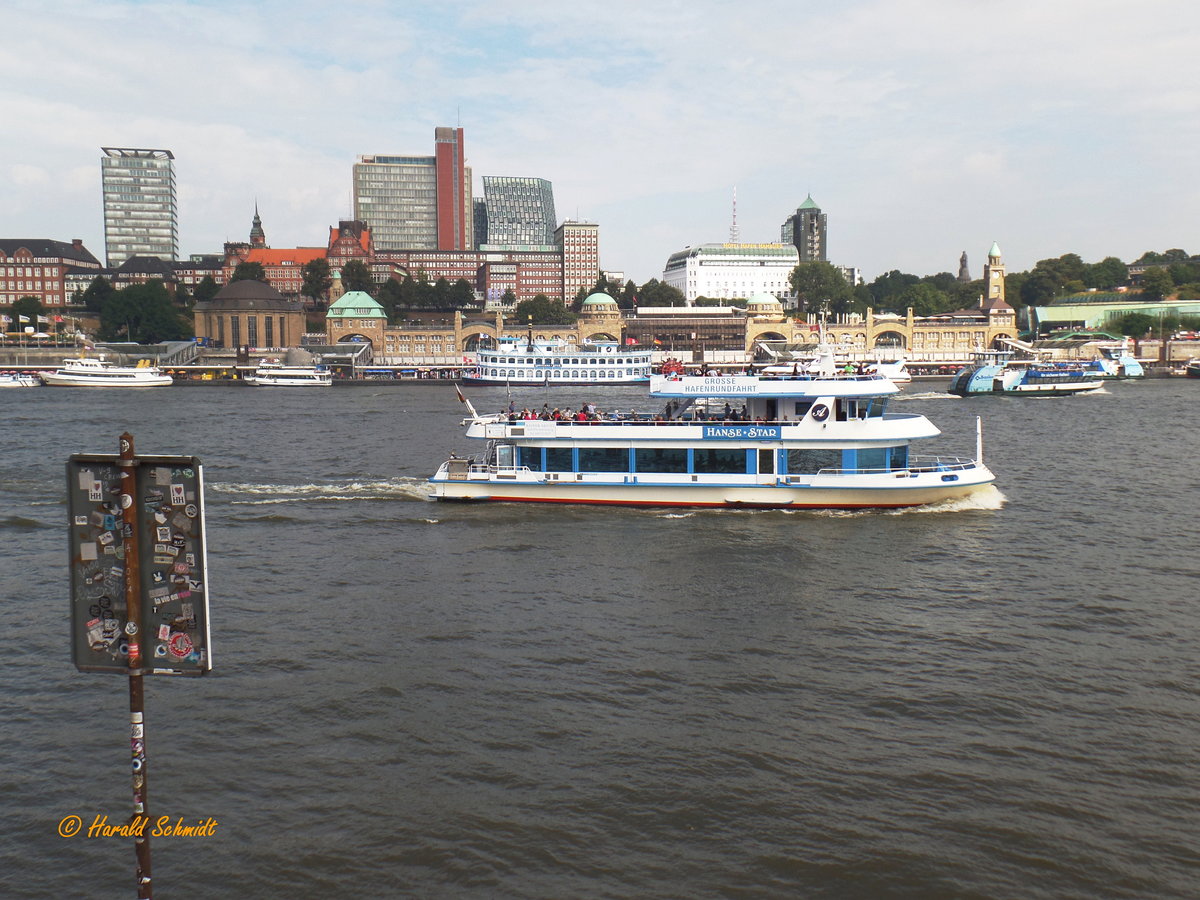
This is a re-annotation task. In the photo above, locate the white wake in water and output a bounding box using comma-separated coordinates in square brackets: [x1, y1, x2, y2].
[210, 478, 432, 504]
[896, 390, 961, 401]
[895, 484, 1007, 513]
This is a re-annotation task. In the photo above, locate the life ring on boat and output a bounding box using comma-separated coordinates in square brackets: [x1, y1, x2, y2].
[811, 403, 830, 422]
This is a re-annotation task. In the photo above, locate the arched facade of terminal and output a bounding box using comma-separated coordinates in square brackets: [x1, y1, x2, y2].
[323, 249, 1019, 366]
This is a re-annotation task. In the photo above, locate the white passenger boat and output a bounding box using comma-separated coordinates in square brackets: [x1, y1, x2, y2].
[464, 336, 652, 385]
[1082, 343, 1144, 379]
[244, 362, 333, 387]
[950, 351, 1102, 396]
[41, 357, 173, 387]
[0, 372, 41, 388]
[430, 350, 996, 509]
[761, 356, 911, 383]
[867, 359, 912, 383]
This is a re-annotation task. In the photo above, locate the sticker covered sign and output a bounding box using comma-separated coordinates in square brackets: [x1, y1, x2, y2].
[67, 454, 212, 676]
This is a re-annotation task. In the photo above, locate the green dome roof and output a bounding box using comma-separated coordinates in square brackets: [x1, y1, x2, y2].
[989, 241, 1002, 259]
[326, 290, 385, 319]
[582, 292, 617, 306]
[798, 194, 820, 210]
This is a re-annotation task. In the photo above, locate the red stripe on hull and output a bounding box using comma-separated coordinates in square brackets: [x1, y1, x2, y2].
[444, 495, 920, 509]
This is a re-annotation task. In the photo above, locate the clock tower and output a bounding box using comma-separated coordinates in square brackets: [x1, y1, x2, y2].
[982, 241, 1006, 307]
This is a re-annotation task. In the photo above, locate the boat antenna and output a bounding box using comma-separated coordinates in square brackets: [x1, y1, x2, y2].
[526, 315, 534, 352]
[976, 416, 984, 465]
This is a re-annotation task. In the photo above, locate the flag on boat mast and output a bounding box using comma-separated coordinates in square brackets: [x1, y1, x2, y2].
[454, 383, 479, 421]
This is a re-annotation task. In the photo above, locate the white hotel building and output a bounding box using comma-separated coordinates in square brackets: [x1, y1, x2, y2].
[662, 243, 800, 306]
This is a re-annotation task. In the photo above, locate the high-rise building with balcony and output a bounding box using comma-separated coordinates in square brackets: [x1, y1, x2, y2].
[100, 147, 178, 267]
[353, 127, 472, 252]
[480, 176, 557, 248]
[780, 194, 827, 262]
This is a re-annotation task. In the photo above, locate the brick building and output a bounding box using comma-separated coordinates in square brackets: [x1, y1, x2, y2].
[0, 238, 103, 311]
[221, 210, 598, 305]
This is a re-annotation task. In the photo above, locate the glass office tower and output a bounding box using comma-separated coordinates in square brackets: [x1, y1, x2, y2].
[353, 155, 440, 250]
[481, 176, 557, 248]
[101, 147, 179, 267]
[354, 127, 472, 251]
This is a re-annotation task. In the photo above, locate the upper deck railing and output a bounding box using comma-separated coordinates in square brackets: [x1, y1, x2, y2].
[477, 411, 926, 428]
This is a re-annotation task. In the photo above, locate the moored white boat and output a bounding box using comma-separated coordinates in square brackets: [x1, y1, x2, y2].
[867, 359, 911, 383]
[41, 357, 172, 387]
[761, 355, 911, 384]
[0, 372, 41, 388]
[244, 362, 333, 386]
[464, 336, 652, 385]
[430, 348, 997, 510]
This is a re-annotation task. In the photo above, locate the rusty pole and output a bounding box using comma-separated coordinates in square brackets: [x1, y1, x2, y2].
[118, 432, 153, 899]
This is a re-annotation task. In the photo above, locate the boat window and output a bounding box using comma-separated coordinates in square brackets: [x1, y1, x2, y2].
[495, 445, 515, 468]
[578, 447, 629, 472]
[793, 400, 814, 418]
[855, 447, 887, 472]
[517, 446, 541, 470]
[692, 448, 748, 474]
[786, 448, 841, 474]
[545, 447, 573, 472]
[889, 446, 908, 470]
[634, 448, 688, 473]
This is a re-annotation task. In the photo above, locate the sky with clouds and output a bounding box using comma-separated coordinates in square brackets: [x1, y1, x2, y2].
[4, 0, 1198, 285]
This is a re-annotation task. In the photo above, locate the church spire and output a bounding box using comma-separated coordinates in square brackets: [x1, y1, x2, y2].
[250, 202, 266, 248]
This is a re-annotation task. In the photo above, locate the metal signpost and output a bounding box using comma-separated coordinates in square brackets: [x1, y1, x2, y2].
[67, 433, 212, 899]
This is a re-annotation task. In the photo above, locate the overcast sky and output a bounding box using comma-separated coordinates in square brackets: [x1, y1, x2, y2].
[4, 0, 1198, 284]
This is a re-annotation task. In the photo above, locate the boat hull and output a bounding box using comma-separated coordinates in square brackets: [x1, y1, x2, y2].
[430, 468, 996, 509]
[244, 378, 332, 386]
[0, 375, 40, 388]
[951, 373, 1103, 396]
[1000, 380, 1103, 395]
[41, 373, 172, 387]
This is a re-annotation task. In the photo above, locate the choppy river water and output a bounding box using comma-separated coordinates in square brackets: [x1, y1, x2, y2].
[1, 377, 1197, 898]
